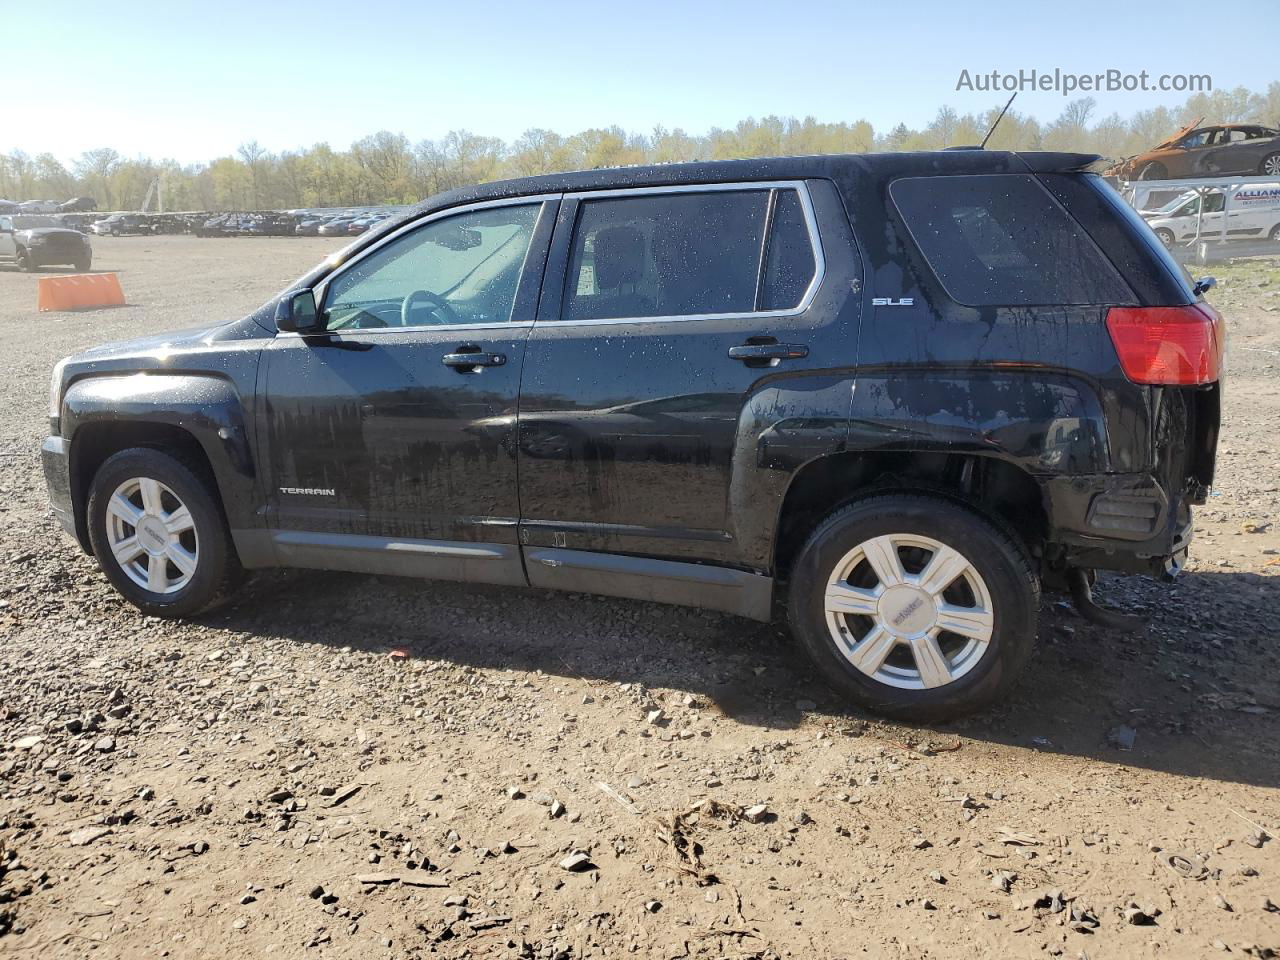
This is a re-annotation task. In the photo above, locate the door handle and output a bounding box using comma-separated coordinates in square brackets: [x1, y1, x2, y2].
[728, 341, 808, 365]
[443, 346, 506, 371]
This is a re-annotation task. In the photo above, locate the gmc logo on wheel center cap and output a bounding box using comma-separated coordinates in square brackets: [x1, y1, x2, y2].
[892, 596, 925, 627]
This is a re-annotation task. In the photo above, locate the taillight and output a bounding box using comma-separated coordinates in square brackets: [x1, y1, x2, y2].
[1105, 303, 1224, 386]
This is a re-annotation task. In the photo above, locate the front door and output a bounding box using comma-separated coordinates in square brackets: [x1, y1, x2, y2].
[260, 197, 555, 585]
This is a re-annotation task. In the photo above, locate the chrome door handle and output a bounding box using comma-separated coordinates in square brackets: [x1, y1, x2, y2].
[443, 347, 506, 371]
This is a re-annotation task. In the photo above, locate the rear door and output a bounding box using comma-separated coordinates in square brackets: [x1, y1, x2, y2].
[260, 197, 556, 584]
[516, 180, 862, 581]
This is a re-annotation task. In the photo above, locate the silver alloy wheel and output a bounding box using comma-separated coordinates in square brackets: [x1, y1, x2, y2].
[104, 477, 199, 594]
[823, 533, 994, 690]
[1264, 154, 1280, 177]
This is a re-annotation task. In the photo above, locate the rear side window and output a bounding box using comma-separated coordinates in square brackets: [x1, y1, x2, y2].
[760, 190, 817, 310]
[890, 174, 1131, 307]
[562, 187, 818, 322]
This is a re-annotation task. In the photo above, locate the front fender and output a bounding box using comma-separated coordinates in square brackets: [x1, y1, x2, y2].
[62, 373, 257, 529]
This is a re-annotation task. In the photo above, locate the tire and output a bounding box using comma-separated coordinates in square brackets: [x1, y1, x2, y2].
[1269, 224, 1280, 243]
[1138, 162, 1167, 181]
[1259, 152, 1280, 178]
[73, 256, 91, 272]
[787, 494, 1039, 722]
[1154, 228, 1176, 248]
[86, 447, 244, 618]
[15, 247, 35, 272]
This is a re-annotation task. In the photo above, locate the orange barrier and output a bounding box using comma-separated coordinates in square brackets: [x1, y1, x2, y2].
[36, 273, 126, 312]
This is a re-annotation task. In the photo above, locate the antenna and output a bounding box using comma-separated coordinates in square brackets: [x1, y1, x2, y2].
[980, 93, 1017, 149]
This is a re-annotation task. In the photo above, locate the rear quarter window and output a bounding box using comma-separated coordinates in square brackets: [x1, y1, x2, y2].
[890, 174, 1133, 307]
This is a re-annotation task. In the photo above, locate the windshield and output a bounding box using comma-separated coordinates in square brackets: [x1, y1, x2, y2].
[13, 215, 60, 229]
[1153, 192, 1196, 215]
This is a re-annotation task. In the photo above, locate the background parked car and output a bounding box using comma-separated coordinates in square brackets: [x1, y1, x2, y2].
[0, 213, 92, 271]
[57, 196, 98, 212]
[318, 217, 357, 236]
[294, 216, 328, 235]
[90, 213, 154, 236]
[1109, 120, 1280, 180]
[1142, 182, 1280, 245]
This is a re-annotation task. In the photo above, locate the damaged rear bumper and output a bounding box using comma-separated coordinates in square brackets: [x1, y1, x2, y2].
[1040, 473, 1193, 579]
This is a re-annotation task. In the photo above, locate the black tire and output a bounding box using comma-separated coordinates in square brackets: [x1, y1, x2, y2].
[1259, 152, 1280, 178]
[787, 494, 1039, 722]
[1154, 228, 1176, 248]
[1269, 224, 1280, 243]
[86, 447, 244, 618]
[16, 247, 35, 272]
[73, 256, 91, 272]
[1138, 162, 1167, 181]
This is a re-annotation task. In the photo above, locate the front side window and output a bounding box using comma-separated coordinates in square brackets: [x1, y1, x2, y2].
[323, 203, 540, 330]
[562, 187, 818, 322]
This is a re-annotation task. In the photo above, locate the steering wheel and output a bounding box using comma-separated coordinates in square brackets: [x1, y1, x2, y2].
[402, 289, 459, 327]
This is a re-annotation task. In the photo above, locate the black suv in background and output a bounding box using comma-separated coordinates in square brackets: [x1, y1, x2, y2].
[42, 151, 1223, 720]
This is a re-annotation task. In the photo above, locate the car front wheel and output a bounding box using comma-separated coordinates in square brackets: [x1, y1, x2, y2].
[1154, 228, 1176, 247]
[788, 494, 1038, 722]
[87, 447, 243, 618]
[1260, 152, 1280, 178]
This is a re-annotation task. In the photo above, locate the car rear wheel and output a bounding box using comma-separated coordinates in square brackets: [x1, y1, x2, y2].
[788, 495, 1038, 722]
[1260, 152, 1280, 177]
[1154, 228, 1176, 247]
[1270, 224, 1280, 243]
[16, 247, 35, 272]
[1138, 162, 1167, 180]
[87, 448, 244, 618]
[74, 255, 91, 272]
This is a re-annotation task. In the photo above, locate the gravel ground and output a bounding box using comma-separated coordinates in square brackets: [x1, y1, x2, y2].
[0, 236, 1278, 959]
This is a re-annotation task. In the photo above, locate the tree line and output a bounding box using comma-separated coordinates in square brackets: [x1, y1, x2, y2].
[3, 85, 1277, 213]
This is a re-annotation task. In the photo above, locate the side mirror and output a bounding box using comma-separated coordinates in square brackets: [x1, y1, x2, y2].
[276, 288, 321, 333]
[1193, 276, 1216, 297]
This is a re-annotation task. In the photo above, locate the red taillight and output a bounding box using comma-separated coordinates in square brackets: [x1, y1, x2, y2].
[1105, 303, 1224, 386]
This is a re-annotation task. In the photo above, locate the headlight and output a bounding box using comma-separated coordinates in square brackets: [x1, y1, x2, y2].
[49, 356, 71, 422]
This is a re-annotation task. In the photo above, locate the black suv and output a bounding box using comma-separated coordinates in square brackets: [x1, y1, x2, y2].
[41, 151, 1224, 720]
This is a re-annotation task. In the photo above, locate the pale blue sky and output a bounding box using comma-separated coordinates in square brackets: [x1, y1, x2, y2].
[6, 0, 1277, 164]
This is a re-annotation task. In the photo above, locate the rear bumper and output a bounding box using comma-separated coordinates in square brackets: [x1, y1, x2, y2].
[1041, 472, 1193, 579]
[41, 436, 79, 541]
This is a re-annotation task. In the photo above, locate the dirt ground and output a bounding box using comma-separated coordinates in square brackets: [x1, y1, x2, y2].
[0, 236, 1278, 960]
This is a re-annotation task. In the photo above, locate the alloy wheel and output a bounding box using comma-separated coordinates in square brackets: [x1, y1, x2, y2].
[104, 477, 200, 594]
[823, 533, 994, 690]
[1263, 154, 1280, 177]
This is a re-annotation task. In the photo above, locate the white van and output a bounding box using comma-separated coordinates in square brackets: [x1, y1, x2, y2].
[1144, 183, 1280, 246]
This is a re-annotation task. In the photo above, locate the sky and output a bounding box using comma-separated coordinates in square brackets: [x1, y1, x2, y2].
[5, 0, 1278, 166]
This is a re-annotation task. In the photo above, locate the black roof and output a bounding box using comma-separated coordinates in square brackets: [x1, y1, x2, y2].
[406, 150, 1101, 218]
